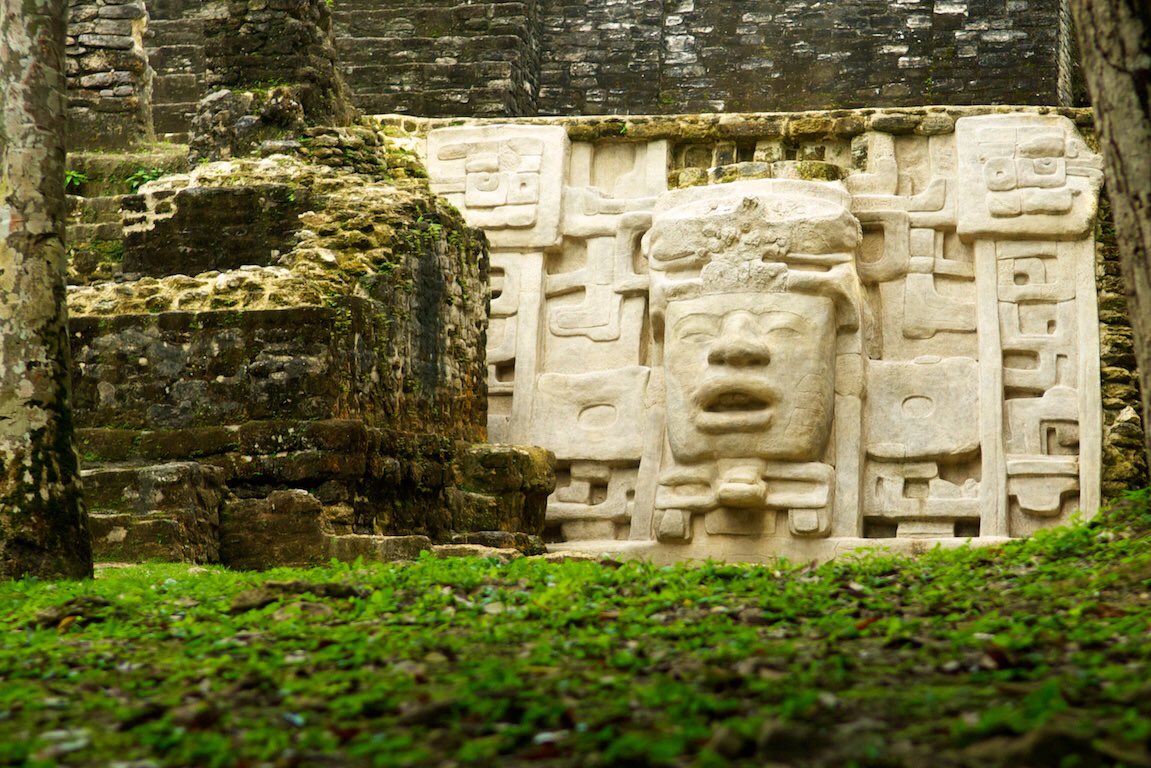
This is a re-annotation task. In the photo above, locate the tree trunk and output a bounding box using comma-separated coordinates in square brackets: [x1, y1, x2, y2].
[0, 0, 92, 578]
[1070, 0, 1151, 472]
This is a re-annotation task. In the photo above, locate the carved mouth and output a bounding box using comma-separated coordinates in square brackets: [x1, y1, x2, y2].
[704, 391, 770, 413]
[692, 383, 775, 432]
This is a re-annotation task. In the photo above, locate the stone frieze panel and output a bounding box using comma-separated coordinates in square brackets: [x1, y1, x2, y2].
[423, 112, 1105, 560]
[428, 125, 570, 248]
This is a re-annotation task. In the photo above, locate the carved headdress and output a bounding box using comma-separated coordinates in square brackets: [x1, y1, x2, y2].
[643, 179, 863, 330]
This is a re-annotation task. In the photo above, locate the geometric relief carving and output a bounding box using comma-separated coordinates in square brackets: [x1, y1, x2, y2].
[864, 357, 983, 537]
[482, 251, 544, 443]
[902, 272, 976, 338]
[956, 114, 1103, 240]
[422, 111, 1104, 561]
[996, 241, 1074, 303]
[529, 367, 649, 461]
[866, 357, 980, 460]
[1004, 386, 1081, 521]
[1004, 386, 1080, 456]
[1007, 458, 1079, 521]
[1000, 300, 1078, 396]
[487, 257, 520, 382]
[545, 197, 651, 342]
[864, 460, 982, 538]
[485, 256, 521, 442]
[428, 125, 569, 248]
[549, 462, 638, 541]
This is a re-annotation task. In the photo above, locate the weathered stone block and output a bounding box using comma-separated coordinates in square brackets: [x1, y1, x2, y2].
[455, 444, 556, 495]
[122, 184, 307, 277]
[449, 530, 546, 554]
[325, 534, 433, 563]
[219, 489, 328, 569]
[85, 462, 226, 563]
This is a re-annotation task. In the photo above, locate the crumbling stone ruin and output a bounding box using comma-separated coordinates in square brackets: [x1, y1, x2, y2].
[63, 0, 1146, 566]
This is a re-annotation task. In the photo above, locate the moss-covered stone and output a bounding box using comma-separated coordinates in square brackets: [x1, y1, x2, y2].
[85, 462, 226, 563]
[219, 490, 328, 570]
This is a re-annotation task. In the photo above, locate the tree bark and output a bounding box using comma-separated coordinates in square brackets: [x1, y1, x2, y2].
[1070, 0, 1151, 472]
[0, 0, 92, 578]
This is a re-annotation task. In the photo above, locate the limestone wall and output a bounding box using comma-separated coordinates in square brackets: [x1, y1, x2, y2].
[538, 0, 1073, 115]
[330, 0, 541, 118]
[331, 0, 1078, 119]
[67, 0, 354, 147]
[64, 0, 1082, 148]
[67, 0, 154, 149]
[202, 0, 353, 123]
[409, 106, 1145, 563]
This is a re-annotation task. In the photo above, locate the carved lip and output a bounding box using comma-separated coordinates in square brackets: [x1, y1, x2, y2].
[692, 380, 776, 432]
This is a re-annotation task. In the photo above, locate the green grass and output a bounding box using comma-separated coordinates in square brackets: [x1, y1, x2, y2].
[2, 488, 1150, 767]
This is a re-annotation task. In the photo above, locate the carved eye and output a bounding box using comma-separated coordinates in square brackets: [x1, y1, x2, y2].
[679, 331, 716, 344]
[674, 316, 720, 342]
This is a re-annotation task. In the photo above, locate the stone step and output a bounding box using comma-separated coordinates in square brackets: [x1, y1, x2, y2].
[157, 130, 192, 144]
[332, 6, 532, 39]
[85, 461, 227, 564]
[66, 146, 189, 196]
[349, 91, 519, 118]
[69, 220, 123, 242]
[152, 73, 202, 103]
[153, 103, 197, 136]
[336, 35, 527, 62]
[148, 44, 205, 75]
[144, 1, 209, 23]
[68, 193, 127, 221]
[145, 18, 205, 47]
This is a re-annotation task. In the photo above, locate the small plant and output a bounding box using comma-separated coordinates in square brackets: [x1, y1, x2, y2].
[125, 167, 167, 193]
[64, 169, 88, 193]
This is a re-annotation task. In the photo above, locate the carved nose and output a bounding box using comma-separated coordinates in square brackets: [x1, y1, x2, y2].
[708, 314, 771, 366]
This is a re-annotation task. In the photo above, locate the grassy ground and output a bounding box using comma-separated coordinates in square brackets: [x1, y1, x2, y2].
[2, 489, 1150, 768]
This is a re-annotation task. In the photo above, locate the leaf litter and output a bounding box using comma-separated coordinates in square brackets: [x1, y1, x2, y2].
[0, 489, 1149, 766]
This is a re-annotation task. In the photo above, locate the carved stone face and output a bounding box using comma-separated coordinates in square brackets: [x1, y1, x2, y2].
[663, 292, 836, 463]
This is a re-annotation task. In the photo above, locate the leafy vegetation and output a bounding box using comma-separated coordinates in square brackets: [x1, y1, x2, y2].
[2, 489, 1150, 767]
[125, 167, 168, 193]
[64, 170, 88, 193]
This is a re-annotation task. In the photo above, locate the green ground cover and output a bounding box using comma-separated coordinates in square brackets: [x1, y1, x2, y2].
[2, 489, 1150, 767]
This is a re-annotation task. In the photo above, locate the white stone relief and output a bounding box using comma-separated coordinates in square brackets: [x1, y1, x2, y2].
[956, 114, 1103, 239]
[428, 125, 569, 247]
[423, 111, 1105, 562]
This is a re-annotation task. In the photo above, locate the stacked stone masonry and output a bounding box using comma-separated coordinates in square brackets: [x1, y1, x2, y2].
[143, 0, 209, 141]
[66, 0, 1081, 139]
[67, 0, 154, 148]
[66, 136, 555, 568]
[330, 0, 541, 119]
[335, 0, 1078, 119]
[408, 106, 1146, 563]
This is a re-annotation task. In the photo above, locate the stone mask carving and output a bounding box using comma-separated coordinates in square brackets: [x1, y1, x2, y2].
[645, 180, 863, 541]
[663, 292, 836, 462]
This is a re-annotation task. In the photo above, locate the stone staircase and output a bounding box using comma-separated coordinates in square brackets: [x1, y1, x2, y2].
[145, 12, 207, 141]
[65, 145, 189, 284]
[331, 0, 539, 117]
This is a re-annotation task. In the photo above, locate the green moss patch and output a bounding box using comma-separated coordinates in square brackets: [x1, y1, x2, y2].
[2, 489, 1149, 766]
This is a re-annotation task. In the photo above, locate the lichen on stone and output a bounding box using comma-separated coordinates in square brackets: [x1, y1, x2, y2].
[67, 133, 465, 318]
